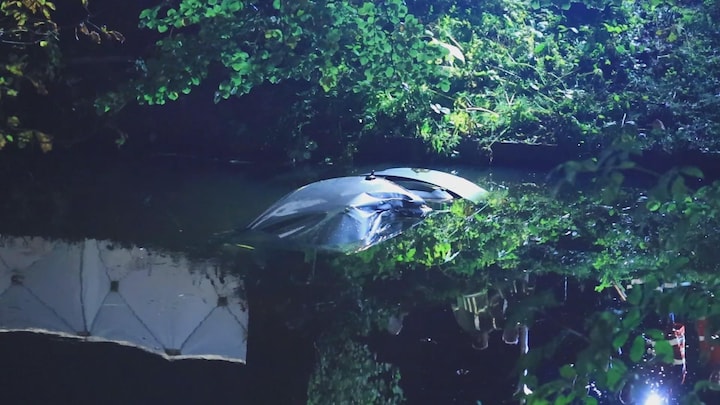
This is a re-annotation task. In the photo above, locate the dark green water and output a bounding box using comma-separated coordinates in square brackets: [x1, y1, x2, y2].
[0, 154, 544, 404]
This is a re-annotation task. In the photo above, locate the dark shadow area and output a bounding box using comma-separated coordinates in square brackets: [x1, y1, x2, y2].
[0, 332, 248, 405]
[374, 306, 520, 404]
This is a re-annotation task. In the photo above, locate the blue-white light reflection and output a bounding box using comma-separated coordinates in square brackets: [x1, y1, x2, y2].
[643, 390, 667, 405]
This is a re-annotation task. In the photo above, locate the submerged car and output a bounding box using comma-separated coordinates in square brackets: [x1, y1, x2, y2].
[243, 168, 488, 254]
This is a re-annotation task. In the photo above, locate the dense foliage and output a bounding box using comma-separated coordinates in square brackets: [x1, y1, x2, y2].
[1, 0, 60, 151]
[307, 338, 403, 405]
[94, 0, 720, 159]
[3, 0, 720, 159]
[3, 0, 720, 403]
[326, 144, 720, 403]
[0, 0, 122, 151]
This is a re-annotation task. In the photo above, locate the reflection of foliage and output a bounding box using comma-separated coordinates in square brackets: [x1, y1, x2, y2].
[521, 151, 720, 402]
[353, 184, 586, 281]
[227, 149, 720, 403]
[243, 250, 406, 405]
[523, 283, 720, 404]
[307, 338, 403, 405]
[328, 143, 720, 402]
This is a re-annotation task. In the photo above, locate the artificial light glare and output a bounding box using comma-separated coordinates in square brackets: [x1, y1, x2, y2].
[643, 391, 666, 405]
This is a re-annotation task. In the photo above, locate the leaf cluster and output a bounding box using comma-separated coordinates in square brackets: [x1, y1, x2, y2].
[307, 339, 404, 405]
[331, 148, 720, 401]
[1, 0, 123, 152]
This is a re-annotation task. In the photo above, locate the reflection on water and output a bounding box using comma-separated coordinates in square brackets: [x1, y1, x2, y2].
[1, 157, 718, 402]
[0, 157, 540, 253]
[0, 158, 557, 403]
[0, 235, 248, 362]
[0, 158, 294, 254]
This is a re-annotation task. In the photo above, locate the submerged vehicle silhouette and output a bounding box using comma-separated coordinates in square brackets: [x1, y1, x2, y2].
[243, 167, 488, 254]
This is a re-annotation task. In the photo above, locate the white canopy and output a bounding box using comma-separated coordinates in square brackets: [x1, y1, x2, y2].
[0, 235, 248, 362]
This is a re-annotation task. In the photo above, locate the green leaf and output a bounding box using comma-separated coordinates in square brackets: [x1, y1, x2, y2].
[556, 393, 576, 405]
[654, 339, 675, 363]
[430, 39, 465, 63]
[606, 360, 627, 391]
[629, 335, 646, 362]
[231, 62, 250, 73]
[622, 308, 641, 329]
[583, 397, 598, 405]
[273, 0, 281, 10]
[626, 286, 642, 306]
[228, 1, 242, 12]
[680, 166, 704, 179]
[358, 2, 375, 16]
[139, 8, 157, 20]
[612, 331, 628, 350]
[559, 364, 576, 380]
[646, 200, 661, 212]
[644, 329, 664, 340]
[671, 176, 687, 201]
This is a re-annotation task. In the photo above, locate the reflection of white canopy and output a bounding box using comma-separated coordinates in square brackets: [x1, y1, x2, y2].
[0, 235, 248, 362]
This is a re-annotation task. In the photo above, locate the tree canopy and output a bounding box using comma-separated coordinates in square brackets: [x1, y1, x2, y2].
[2, 0, 720, 161]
